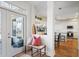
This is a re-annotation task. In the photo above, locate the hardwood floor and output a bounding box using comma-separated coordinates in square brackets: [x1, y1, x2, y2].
[55, 39, 78, 57]
[14, 39, 79, 57]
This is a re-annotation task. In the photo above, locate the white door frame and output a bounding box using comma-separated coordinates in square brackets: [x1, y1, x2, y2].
[0, 8, 7, 57]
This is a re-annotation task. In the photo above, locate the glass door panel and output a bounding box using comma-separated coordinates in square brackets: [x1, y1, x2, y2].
[12, 17, 24, 48]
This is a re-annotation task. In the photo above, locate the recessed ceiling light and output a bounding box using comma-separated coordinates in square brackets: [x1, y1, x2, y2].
[59, 8, 62, 10]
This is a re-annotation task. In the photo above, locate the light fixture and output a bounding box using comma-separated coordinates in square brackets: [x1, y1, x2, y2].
[59, 8, 62, 10]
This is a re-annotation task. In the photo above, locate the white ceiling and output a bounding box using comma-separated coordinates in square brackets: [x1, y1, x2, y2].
[54, 1, 79, 8]
[9, 1, 79, 20]
[54, 1, 79, 20]
[28, 1, 79, 19]
[26, 1, 47, 17]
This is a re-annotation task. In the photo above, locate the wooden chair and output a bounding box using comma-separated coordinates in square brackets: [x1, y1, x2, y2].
[31, 45, 46, 57]
[26, 36, 46, 57]
[60, 35, 65, 42]
[55, 33, 65, 48]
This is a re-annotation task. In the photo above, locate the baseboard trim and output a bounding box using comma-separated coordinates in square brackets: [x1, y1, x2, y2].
[13, 51, 24, 57]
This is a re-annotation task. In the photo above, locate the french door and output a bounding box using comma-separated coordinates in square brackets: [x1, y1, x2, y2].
[0, 7, 25, 56]
[6, 10, 25, 57]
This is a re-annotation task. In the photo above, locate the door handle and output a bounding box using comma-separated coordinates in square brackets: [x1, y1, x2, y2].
[8, 36, 13, 38]
[8, 36, 11, 38]
[8, 33, 11, 38]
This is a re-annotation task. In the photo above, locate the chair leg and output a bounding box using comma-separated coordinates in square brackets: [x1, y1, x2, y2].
[39, 49, 41, 57]
[44, 46, 46, 55]
[31, 47, 33, 57]
[24, 45, 26, 54]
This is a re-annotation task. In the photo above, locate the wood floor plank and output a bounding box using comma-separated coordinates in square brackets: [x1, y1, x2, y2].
[55, 39, 78, 57]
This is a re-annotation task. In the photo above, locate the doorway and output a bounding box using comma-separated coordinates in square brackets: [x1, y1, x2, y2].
[54, 1, 78, 57]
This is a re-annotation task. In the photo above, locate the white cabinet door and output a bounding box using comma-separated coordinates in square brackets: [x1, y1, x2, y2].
[6, 11, 25, 57]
